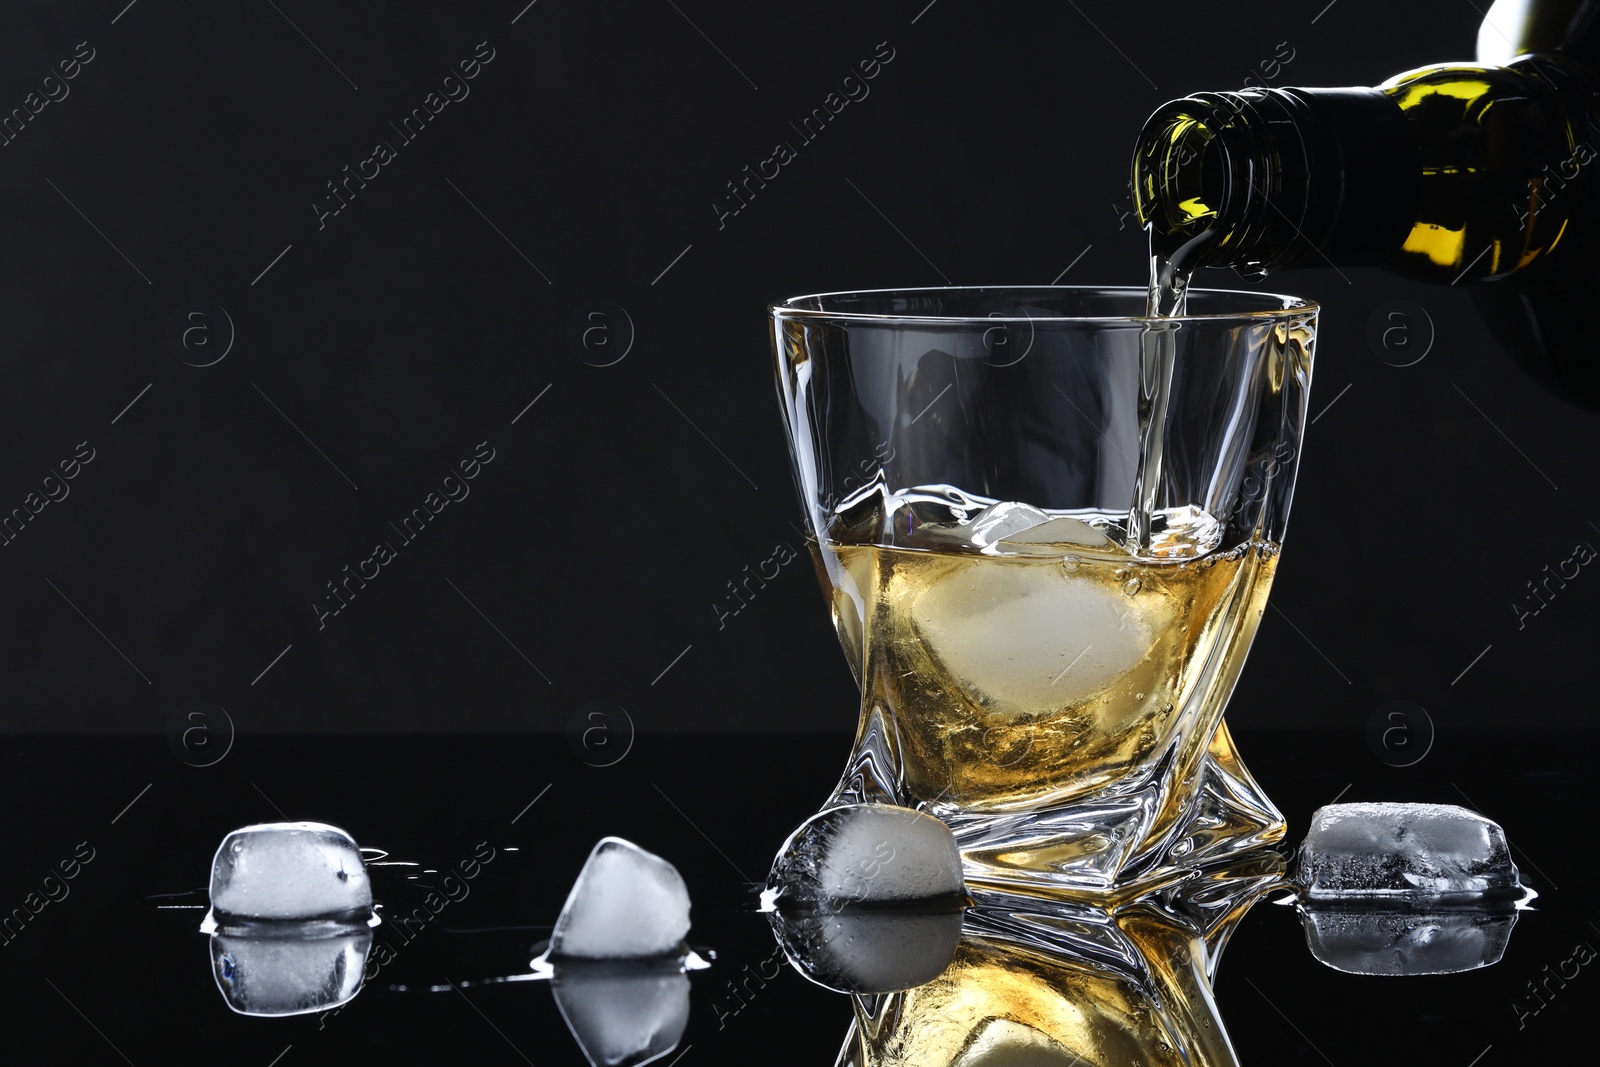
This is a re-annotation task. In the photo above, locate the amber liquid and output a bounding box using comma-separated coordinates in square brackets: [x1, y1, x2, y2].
[817, 536, 1277, 815]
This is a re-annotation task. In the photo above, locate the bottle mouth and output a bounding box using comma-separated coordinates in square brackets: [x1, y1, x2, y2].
[1132, 94, 1293, 276]
[1133, 108, 1227, 249]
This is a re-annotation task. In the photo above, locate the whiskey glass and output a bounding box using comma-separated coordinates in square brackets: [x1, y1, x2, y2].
[770, 286, 1316, 891]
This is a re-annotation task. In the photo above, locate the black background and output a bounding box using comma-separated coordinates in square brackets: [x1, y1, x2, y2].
[3, 3, 1599, 1064]
[0, 0, 1595, 737]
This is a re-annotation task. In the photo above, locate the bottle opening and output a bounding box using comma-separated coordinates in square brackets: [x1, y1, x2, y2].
[1134, 93, 1299, 277]
[1134, 110, 1225, 251]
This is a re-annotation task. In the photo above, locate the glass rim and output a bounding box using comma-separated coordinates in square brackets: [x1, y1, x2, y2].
[769, 284, 1318, 324]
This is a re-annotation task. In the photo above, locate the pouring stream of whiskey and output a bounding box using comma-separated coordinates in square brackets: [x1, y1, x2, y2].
[1131, 227, 1212, 553]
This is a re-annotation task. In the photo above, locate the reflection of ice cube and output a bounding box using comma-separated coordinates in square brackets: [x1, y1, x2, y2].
[551, 961, 690, 1067]
[210, 822, 372, 920]
[1295, 803, 1521, 902]
[550, 838, 691, 959]
[1298, 906, 1518, 976]
[768, 804, 964, 908]
[211, 924, 372, 1016]
[768, 909, 962, 994]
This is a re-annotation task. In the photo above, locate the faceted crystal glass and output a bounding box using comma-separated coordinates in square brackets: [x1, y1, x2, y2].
[770, 286, 1316, 891]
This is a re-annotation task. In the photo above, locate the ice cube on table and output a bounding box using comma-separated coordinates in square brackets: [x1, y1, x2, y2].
[211, 925, 372, 1016]
[768, 804, 964, 909]
[1298, 906, 1518, 976]
[551, 961, 690, 1067]
[1294, 802, 1521, 902]
[209, 822, 372, 921]
[549, 838, 691, 960]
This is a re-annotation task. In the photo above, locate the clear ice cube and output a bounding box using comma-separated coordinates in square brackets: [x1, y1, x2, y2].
[1294, 802, 1521, 902]
[767, 804, 964, 908]
[551, 961, 690, 1067]
[963, 502, 1117, 553]
[968, 501, 1054, 547]
[209, 822, 372, 920]
[210, 925, 372, 1016]
[913, 557, 1153, 709]
[549, 838, 691, 960]
[995, 516, 1113, 550]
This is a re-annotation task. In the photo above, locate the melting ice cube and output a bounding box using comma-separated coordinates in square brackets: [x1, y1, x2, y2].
[961, 502, 1117, 554]
[542, 838, 695, 1067]
[912, 553, 1154, 711]
[766, 805, 965, 993]
[549, 838, 691, 960]
[1294, 802, 1522, 902]
[209, 822, 372, 921]
[767, 804, 965, 909]
[210, 925, 372, 1016]
[968, 502, 1054, 547]
[996, 516, 1113, 550]
[551, 961, 690, 1067]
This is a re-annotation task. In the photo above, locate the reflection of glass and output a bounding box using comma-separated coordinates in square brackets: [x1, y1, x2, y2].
[771, 287, 1316, 890]
[832, 855, 1285, 1066]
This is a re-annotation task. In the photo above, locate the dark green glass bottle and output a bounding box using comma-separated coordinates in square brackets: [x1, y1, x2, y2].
[1132, 0, 1600, 406]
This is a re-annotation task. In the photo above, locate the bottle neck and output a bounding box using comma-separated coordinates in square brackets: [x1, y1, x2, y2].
[1133, 87, 1420, 277]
